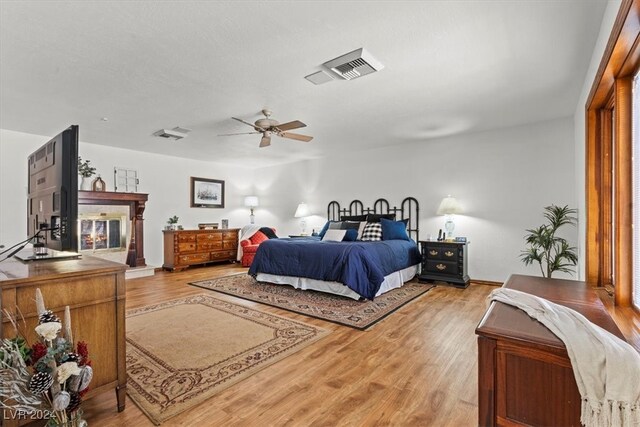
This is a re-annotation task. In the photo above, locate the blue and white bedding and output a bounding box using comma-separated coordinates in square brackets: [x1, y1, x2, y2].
[248, 237, 422, 300]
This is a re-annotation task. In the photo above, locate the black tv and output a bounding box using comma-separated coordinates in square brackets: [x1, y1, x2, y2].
[26, 125, 79, 253]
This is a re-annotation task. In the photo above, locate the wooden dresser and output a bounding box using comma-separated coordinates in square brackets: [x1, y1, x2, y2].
[475, 274, 626, 427]
[0, 255, 126, 425]
[162, 228, 239, 271]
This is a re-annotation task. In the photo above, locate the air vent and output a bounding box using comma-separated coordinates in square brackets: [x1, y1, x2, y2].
[323, 48, 384, 80]
[153, 126, 192, 141]
[305, 70, 334, 85]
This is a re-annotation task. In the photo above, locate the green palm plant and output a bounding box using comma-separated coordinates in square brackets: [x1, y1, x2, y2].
[520, 205, 578, 278]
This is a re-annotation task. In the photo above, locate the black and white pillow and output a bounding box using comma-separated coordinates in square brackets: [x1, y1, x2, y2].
[361, 222, 382, 241]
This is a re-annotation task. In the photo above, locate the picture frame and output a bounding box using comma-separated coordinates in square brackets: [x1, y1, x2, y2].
[190, 177, 225, 208]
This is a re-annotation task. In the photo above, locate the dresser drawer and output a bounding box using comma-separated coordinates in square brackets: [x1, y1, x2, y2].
[198, 233, 222, 242]
[178, 252, 210, 265]
[177, 234, 196, 243]
[442, 248, 458, 261]
[198, 241, 223, 251]
[425, 260, 459, 275]
[211, 250, 235, 260]
[222, 231, 237, 241]
[178, 242, 196, 252]
[222, 240, 237, 250]
[424, 247, 444, 259]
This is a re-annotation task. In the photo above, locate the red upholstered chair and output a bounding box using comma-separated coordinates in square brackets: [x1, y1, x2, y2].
[240, 229, 275, 267]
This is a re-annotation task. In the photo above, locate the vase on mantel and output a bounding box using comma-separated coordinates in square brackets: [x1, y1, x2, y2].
[80, 176, 92, 191]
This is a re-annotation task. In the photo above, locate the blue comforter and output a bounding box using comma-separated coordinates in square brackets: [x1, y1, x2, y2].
[248, 238, 422, 300]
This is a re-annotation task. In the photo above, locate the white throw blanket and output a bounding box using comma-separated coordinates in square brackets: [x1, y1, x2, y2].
[237, 225, 263, 261]
[489, 288, 640, 427]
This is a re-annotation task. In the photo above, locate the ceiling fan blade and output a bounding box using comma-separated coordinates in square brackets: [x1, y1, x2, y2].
[281, 132, 313, 142]
[217, 131, 261, 136]
[275, 120, 306, 131]
[231, 117, 265, 131]
[259, 135, 271, 147]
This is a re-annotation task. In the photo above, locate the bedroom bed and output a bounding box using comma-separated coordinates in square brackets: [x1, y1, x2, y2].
[248, 197, 422, 300]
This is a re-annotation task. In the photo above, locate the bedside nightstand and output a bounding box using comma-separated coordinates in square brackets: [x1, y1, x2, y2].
[418, 240, 470, 288]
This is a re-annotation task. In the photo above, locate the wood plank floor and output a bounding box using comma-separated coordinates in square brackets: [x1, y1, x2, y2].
[81, 265, 496, 426]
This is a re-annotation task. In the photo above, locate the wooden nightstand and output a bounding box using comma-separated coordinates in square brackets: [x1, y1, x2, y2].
[418, 240, 470, 288]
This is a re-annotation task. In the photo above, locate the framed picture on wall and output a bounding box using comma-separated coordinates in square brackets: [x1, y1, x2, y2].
[190, 177, 225, 208]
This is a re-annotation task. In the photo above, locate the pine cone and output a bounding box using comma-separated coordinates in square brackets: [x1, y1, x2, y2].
[28, 371, 53, 394]
[67, 392, 82, 413]
[65, 352, 81, 363]
[39, 310, 60, 324]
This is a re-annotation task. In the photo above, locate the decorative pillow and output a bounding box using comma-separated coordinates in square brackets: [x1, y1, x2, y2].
[318, 221, 335, 238]
[366, 213, 396, 223]
[343, 229, 358, 241]
[380, 218, 410, 241]
[341, 214, 367, 221]
[328, 221, 343, 229]
[340, 221, 361, 231]
[258, 227, 278, 239]
[322, 229, 347, 242]
[249, 231, 269, 245]
[361, 222, 383, 241]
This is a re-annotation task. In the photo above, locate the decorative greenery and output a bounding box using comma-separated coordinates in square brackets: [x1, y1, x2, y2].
[520, 205, 578, 278]
[0, 289, 92, 426]
[77, 157, 96, 178]
[167, 215, 179, 225]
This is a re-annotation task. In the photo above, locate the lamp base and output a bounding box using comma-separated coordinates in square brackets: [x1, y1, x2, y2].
[299, 219, 307, 235]
[444, 216, 455, 238]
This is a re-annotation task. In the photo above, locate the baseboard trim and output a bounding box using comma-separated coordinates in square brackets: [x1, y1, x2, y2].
[470, 279, 503, 287]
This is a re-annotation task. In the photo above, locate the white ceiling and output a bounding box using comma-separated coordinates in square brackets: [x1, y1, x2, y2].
[0, 1, 609, 168]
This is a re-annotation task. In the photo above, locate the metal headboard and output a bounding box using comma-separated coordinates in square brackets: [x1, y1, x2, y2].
[327, 197, 420, 242]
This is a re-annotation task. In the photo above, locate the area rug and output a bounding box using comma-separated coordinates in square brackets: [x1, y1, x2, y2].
[126, 294, 329, 425]
[189, 274, 435, 330]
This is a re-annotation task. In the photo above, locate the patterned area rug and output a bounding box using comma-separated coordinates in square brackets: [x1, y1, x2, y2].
[190, 274, 435, 330]
[126, 294, 329, 425]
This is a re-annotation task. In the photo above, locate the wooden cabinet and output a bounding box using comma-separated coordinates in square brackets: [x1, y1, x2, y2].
[418, 241, 469, 288]
[475, 274, 626, 427]
[0, 255, 126, 425]
[162, 229, 239, 271]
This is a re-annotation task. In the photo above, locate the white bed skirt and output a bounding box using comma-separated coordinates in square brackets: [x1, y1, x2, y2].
[255, 264, 418, 300]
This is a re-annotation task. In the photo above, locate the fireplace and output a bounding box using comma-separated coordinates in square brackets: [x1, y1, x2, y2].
[78, 191, 148, 267]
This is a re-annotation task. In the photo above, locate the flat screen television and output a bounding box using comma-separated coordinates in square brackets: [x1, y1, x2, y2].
[26, 125, 79, 253]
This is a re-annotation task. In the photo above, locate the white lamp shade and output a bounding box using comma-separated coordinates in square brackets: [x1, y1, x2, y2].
[244, 196, 259, 208]
[436, 195, 462, 215]
[294, 202, 310, 218]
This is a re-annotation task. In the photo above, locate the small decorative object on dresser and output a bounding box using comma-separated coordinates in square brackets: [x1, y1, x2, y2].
[92, 175, 106, 191]
[163, 228, 239, 271]
[418, 240, 470, 288]
[77, 156, 96, 191]
[221, 219, 229, 229]
[166, 215, 179, 230]
[198, 223, 219, 230]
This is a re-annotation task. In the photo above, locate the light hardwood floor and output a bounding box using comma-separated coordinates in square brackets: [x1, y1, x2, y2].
[81, 265, 496, 426]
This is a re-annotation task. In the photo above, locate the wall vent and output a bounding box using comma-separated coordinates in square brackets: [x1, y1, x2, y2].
[323, 48, 384, 80]
[153, 126, 192, 140]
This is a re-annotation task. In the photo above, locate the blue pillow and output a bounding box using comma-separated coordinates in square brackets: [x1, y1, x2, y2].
[343, 229, 358, 241]
[318, 221, 333, 238]
[380, 218, 410, 241]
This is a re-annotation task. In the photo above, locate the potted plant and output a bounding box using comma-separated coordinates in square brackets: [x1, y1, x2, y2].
[520, 205, 578, 278]
[166, 215, 179, 230]
[77, 157, 96, 191]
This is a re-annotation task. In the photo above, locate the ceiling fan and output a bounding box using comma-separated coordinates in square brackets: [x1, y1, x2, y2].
[220, 109, 313, 148]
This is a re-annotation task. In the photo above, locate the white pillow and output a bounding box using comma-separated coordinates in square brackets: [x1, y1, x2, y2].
[322, 229, 346, 242]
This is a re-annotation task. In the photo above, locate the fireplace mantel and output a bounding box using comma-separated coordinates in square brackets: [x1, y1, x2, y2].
[78, 191, 149, 267]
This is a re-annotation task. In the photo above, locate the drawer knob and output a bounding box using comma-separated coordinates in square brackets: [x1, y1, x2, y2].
[429, 250, 438, 256]
[436, 263, 446, 271]
[444, 251, 454, 257]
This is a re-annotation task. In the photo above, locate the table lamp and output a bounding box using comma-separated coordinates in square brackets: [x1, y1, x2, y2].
[294, 202, 311, 235]
[436, 195, 462, 239]
[244, 196, 259, 224]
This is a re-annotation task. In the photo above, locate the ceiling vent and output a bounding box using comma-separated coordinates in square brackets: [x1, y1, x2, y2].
[153, 126, 192, 141]
[305, 70, 334, 85]
[323, 48, 384, 80]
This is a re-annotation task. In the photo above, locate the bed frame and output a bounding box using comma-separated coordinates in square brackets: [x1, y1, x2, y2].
[327, 197, 420, 242]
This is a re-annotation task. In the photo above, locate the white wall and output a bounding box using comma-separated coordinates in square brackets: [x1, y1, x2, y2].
[255, 117, 578, 283]
[0, 128, 255, 267]
[573, 0, 621, 281]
